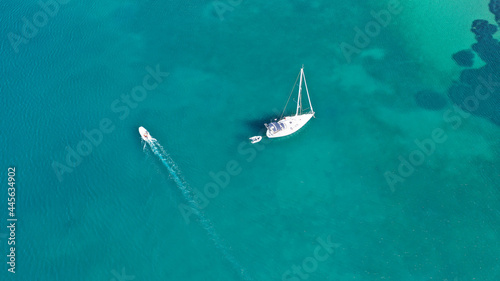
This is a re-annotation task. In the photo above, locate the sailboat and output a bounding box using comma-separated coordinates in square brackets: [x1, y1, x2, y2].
[264, 65, 315, 138]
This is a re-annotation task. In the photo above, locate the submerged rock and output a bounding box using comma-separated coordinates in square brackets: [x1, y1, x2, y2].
[471, 19, 497, 39]
[452, 50, 475, 67]
[448, 66, 500, 126]
[415, 90, 448, 110]
[446, 1, 500, 126]
[489, 0, 500, 23]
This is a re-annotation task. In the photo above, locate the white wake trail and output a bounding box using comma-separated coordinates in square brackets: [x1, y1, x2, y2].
[143, 137, 253, 281]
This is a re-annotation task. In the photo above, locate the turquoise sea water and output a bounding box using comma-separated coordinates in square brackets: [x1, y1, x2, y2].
[1, 0, 500, 280]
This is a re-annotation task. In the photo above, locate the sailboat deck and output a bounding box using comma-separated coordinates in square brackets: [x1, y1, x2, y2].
[263, 66, 314, 139]
[266, 113, 314, 138]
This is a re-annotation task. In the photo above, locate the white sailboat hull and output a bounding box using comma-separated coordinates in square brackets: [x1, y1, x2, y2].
[266, 113, 314, 138]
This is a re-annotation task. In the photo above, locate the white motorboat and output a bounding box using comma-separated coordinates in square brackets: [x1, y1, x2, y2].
[138, 126, 155, 142]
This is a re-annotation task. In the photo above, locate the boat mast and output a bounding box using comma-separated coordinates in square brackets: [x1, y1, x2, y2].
[302, 70, 313, 114]
[296, 66, 304, 116]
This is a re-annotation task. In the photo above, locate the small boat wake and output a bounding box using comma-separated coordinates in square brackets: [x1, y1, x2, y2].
[139, 127, 253, 281]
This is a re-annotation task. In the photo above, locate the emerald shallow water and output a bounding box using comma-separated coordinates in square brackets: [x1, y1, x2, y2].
[1, 0, 500, 280]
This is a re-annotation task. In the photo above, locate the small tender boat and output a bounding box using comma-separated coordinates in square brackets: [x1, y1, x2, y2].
[138, 126, 156, 142]
[265, 65, 315, 138]
[249, 136, 262, 144]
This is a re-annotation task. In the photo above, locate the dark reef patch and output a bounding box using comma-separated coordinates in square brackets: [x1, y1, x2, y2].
[415, 90, 448, 110]
[447, 1, 500, 126]
[489, 0, 500, 23]
[471, 19, 497, 39]
[452, 50, 474, 67]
